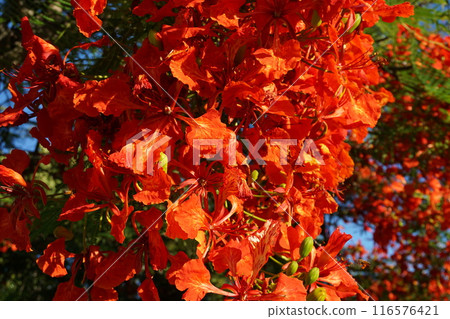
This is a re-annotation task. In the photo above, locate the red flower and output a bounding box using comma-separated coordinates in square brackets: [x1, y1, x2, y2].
[36, 238, 75, 277]
[0, 151, 48, 251]
[71, 0, 107, 37]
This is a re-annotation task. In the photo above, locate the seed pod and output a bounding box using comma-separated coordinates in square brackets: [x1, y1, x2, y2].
[53, 226, 74, 241]
[285, 261, 299, 276]
[306, 287, 327, 301]
[300, 236, 314, 258]
[311, 10, 322, 28]
[251, 170, 259, 181]
[305, 267, 320, 286]
[148, 29, 163, 50]
[233, 44, 247, 66]
[346, 13, 361, 34]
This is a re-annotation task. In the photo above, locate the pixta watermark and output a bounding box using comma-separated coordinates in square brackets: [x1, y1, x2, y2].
[125, 129, 325, 175]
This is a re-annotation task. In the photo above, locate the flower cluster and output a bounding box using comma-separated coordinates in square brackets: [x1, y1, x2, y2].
[344, 25, 450, 300]
[0, 0, 413, 300]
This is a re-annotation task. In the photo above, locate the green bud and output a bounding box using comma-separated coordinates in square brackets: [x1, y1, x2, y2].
[285, 261, 299, 276]
[158, 152, 168, 173]
[305, 267, 320, 286]
[306, 287, 327, 301]
[311, 10, 322, 28]
[148, 29, 163, 50]
[300, 236, 314, 258]
[346, 13, 361, 34]
[251, 170, 259, 181]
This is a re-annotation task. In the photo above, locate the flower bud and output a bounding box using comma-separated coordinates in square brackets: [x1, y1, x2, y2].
[285, 261, 298, 276]
[305, 267, 320, 286]
[53, 226, 74, 241]
[300, 236, 314, 258]
[251, 169, 259, 181]
[148, 29, 163, 50]
[346, 13, 361, 34]
[158, 152, 168, 173]
[306, 287, 327, 301]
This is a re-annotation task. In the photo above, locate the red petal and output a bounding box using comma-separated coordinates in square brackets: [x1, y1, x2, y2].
[166, 194, 209, 240]
[209, 245, 242, 274]
[94, 247, 140, 289]
[59, 194, 99, 222]
[133, 208, 164, 230]
[0, 208, 32, 252]
[317, 228, 352, 268]
[71, 0, 107, 37]
[90, 286, 118, 301]
[0, 165, 27, 187]
[148, 230, 169, 270]
[36, 238, 74, 277]
[138, 277, 160, 301]
[166, 251, 190, 285]
[248, 220, 281, 279]
[1, 150, 30, 174]
[375, 2, 415, 23]
[110, 206, 133, 244]
[209, 0, 245, 28]
[133, 170, 173, 205]
[174, 259, 213, 301]
[262, 274, 307, 301]
[53, 280, 88, 301]
[74, 76, 142, 117]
